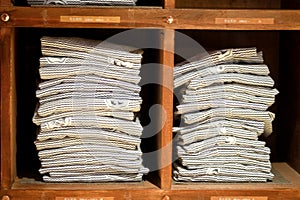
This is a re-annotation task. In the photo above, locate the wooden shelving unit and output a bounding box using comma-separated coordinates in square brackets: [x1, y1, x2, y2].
[1, 0, 300, 199]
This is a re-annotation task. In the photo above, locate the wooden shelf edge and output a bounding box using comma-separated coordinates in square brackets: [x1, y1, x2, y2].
[1, 7, 300, 29]
[12, 179, 158, 190]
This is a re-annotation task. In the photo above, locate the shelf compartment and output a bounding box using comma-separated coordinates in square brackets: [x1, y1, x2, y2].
[172, 30, 300, 188]
[0, 27, 170, 192]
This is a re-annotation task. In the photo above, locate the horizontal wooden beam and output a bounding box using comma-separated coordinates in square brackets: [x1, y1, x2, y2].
[1, 7, 300, 29]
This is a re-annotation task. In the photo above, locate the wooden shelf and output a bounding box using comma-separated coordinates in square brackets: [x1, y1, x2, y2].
[1, 0, 300, 199]
[0, 7, 300, 30]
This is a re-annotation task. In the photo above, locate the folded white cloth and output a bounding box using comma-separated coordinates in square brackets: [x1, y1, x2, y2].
[180, 136, 266, 154]
[43, 173, 144, 183]
[33, 110, 135, 124]
[38, 75, 141, 92]
[173, 118, 265, 136]
[176, 126, 258, 145]
[188, 73, 274, 90]
[182, 91, 275, 107]
[37, 128, 141, 144]
[174, 63, 270, 88]
[39, 65, 141, 84]
[174, 48, 263, 78]
[41, 36, 142, 64]
[39, 115, 143, 136]
[38, 144, 143, 159]
[37, 98, 142, 116]
[36, 82, 137, 99]
[176, 99, 268, 114]
[177, 145, 271, 158]
[35, 137, 138, 151]
[182, 108, 275, 134]
[38, 91, 141, 104]
[185, 83, 279, 98]
[40, 57, 141, 71]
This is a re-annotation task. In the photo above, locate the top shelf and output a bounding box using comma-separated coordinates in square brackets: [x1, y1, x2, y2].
[1, 7, 300, 30]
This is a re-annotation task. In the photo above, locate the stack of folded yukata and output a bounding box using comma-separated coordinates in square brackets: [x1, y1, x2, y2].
[33, 36, 149, 182]
[27, 0, 137, 6]
[173, 48, 278, 182]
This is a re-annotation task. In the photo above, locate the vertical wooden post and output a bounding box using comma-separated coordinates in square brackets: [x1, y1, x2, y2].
[158, 28, 174, 189]
[0, 27, 16, 190]
[164, 0, 175, 9]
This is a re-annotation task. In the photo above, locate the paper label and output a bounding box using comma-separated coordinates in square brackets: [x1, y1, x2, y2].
[60, 16, 120, 23]
[215, 18, 274, 25]
[56, 197, 114, 200]
[211, 197, 268, 200]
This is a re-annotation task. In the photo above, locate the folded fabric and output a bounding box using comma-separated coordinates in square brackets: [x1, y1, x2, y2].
[180, 136, 266, 154]
[174, 163, 273, 178]
[38, 144, 143, 159]
[34, 36, 148, 182]
[179, 157, 271, 169]
[182, 91, 275, 107]
[35, 137, 137, 150]
[39, 65, 141, 83]
[42, 173, 144, 183]
[36, 82, 136, 99]
[178, 149, 270, 162]
[33, 110, 135, 124]
[38, 91, 141, 104]
[40, 156, 143, 168]
[174, 63, 270, 88]
[177, 145, 271, 158]
[173, 118, 264, 136]
[176, 99, 268, 114]
[37, 98, 141, 116]
[188, 73, 274, 90]
[39, 115, 143, 136]
[41, 151, 141, 162]
[174, 47, 263, 78]
[176, 126, 258, 145]
[37, 128, 141, 144]
[182, 108, 274, 133]
[39, 163, 143, 174]
[173, 165, 273, 182]
[40, 57, 141, 72]
[173, 47, 276, 183]
[173, 175, 269, 182]
[41, 37, 142, 64]
[38, 75, 141, 92]
[185, 83, 279, 98]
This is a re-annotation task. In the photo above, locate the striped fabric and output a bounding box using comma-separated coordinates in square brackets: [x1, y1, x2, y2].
[188, 73, 274, 90]
[174, 48, 263, 78]
[173, 47, 277, 182]
[182, 91, 275, 107]
[37, 98, 142, 116]
[174, 64, 270, 88]
[184, 83, 278, 98]
[173, 118, 265, 136]
[33, 36, 148, 182]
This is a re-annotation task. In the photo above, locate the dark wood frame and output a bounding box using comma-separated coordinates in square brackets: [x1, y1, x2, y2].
[1, 0, 300, 199]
